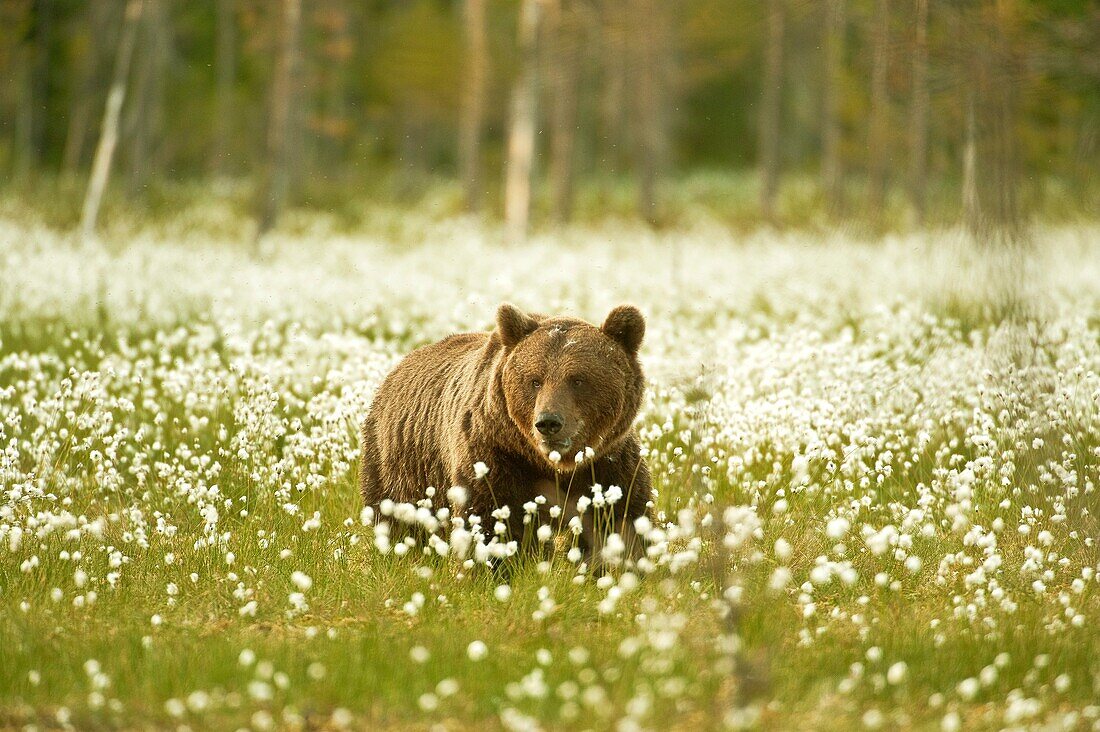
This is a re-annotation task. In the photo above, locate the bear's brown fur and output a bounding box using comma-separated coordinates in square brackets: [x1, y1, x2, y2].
[359, 303, 652, 561]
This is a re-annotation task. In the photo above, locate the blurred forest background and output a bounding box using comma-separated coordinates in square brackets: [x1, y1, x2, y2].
[0, 0, 1098, 240]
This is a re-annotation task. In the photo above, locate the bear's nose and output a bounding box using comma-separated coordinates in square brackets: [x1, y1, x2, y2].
[535, 412, 564, 437]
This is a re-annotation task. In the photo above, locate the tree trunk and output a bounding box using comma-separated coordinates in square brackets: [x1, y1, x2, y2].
[80, 0, 144, 241]
[599, 2, 628, 176]
[126, 0, 170, 196]
[459, 0, 488, 213]
[960, 0, 1022, 245]
[867, 0, 890, 216]
[962, 87, 978, 229]
[631, 0, 667, 225]
[546, 0, 581, 225]
[758, 0, 784, 221]
[63, 2, 116, 174]
[821, 0, 845, 213]
[255, 0, 302, 241]
[319, 1, 352, 170]
[14, 45, 34, 180]
[973, 0, 1021, 243]
[29, 0, 53, 173]
[14, 0, 52, 179]
[909, 0, 930, 222]
[212, 0, 236, 174]
[504, 0, 542, 243]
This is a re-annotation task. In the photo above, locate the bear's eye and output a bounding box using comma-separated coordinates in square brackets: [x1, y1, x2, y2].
[571, 377, 586, 388]
[530, 378, 542, 390]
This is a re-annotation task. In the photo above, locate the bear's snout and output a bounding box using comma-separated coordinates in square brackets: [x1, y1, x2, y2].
[535, 411, 565, 437]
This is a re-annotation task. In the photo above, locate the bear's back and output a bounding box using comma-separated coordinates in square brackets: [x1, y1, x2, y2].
[361, 330, 493, 504]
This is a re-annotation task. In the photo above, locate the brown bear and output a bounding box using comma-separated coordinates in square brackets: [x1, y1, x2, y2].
[359, 303, 652, 565]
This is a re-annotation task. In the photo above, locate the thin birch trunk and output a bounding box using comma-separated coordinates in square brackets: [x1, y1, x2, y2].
[962, 88, 978, 229]
[547, 0, 581, 224]
[255, 0, 302, 241]
[63, 1, 116, 174]
[504, 0, 542, 243]
[821, 0, 845, 213]
[459, 0, 488, 212]
[909, 0, 930, 222]
[80, 0, 144, 240]
[212, 0, 236, 174]
[867, 0, 890, 216]
[126, 0, 169, 195]
[758, 0, 784, 221]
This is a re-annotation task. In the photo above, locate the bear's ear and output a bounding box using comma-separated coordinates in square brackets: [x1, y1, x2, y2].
[497, 303, 539, 349]
[601, 305, 645, 355]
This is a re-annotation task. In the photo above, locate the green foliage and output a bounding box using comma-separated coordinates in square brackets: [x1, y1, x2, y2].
[0, 0, 1097, 228]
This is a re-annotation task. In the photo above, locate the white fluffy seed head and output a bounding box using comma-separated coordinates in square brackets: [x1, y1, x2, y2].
[466, 640, 488, 661]
[291, 571, 312, 591]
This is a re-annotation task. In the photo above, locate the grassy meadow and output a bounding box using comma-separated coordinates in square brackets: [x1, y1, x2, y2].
[1, 218, 1099, 730]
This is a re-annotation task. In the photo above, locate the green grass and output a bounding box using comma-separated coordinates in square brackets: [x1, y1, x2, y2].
[1, 220, 1099, 729]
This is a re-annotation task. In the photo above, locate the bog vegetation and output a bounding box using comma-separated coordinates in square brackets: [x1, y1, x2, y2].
[2, 219, 1099, 729]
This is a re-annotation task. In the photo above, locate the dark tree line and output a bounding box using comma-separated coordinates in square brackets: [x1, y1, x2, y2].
[1, 0, 1098, 238]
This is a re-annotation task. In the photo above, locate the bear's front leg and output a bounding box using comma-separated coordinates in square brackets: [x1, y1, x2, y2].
[579, 436, 653, 571]
[451, 458, 547, 555]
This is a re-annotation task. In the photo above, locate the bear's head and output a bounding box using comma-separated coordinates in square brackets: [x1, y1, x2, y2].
[496, 302, 645, 471]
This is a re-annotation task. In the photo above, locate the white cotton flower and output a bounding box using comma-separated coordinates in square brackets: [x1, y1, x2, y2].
[447, 485, 468, 508]
[769, 567, 791, 592]
[291, 571, 312, 591]
[330, 708, 353, 728]
[473, 462, 489, 479]
[826, 517, 850, 540]
[548, 450, 561, 464]
[494, 585, 512, 602]
[886, 661, 908, 685]
[862, 709, 884, 729]
[809, 565, 831, 586]
[467, 640, 488, 661]
[956, 677, 979, 700]
[774, 538, 792, 562]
